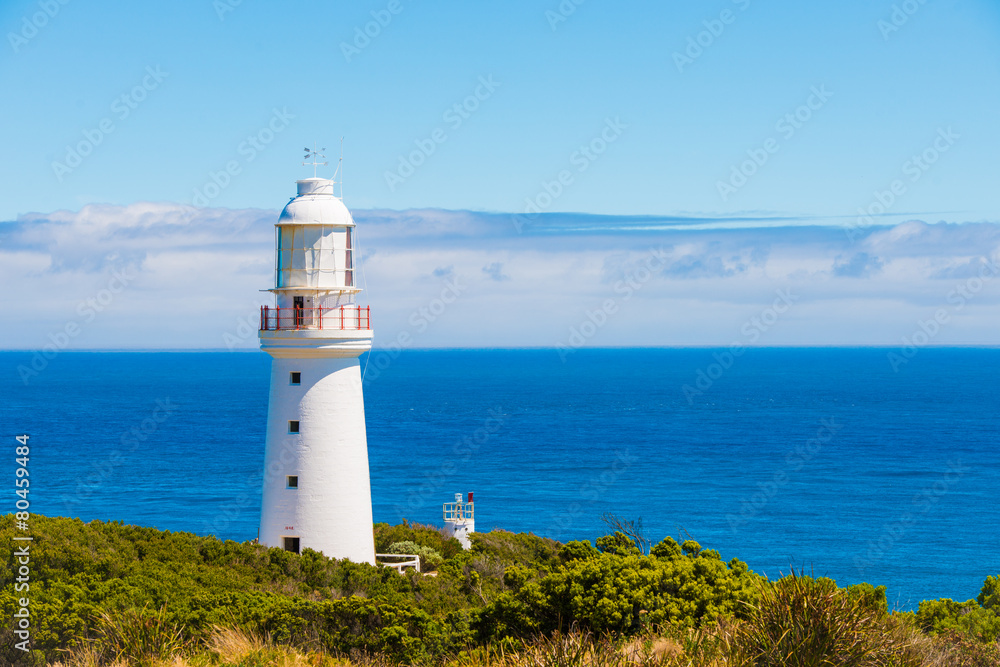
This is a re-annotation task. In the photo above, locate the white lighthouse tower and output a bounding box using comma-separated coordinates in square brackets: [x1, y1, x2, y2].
[257, 152, 376, 564]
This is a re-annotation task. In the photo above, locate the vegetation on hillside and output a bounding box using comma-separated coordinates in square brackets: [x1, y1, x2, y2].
[0, 514, 997, 666]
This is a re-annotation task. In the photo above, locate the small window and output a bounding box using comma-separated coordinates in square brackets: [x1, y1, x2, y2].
[286, 475, 298, 489]
[288, 420, 300, 434]
[283, 537, 300, 554]
[289, 372, 301, 385]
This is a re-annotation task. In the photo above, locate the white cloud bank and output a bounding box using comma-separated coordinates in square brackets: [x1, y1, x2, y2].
[1, 203, 999, 352]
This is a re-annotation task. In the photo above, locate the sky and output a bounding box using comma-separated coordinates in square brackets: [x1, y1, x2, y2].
[2, 0, 1000, 350]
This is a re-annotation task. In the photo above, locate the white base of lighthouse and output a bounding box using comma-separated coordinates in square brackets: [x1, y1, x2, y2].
[258, 333, 375, 565]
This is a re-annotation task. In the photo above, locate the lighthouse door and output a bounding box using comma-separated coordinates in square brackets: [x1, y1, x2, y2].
[293, 296, 304, 328]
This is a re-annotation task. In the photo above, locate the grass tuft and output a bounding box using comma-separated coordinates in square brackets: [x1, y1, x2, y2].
[94, 605, 188, 667]
[728, 572, 918, 667]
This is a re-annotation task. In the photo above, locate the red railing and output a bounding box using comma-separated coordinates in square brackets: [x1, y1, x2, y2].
[259, 305, 371, 331]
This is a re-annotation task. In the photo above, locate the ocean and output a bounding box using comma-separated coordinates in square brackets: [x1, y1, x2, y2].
[2, 348, 997, 610]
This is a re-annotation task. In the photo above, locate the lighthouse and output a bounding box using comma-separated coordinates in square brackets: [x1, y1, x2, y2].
[443, 492, 475, 548]
[257, 154, 376, 564]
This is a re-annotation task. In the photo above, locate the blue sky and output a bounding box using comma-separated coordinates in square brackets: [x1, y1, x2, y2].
[2, 0, 1000, 350]
[4, 0, 999, 218]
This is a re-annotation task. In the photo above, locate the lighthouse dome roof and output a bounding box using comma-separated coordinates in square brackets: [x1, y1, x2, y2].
[278, 178, 354, 227]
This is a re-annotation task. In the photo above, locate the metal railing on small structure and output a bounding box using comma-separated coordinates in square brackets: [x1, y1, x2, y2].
[375, 553, 421, 574]
[443, 501, 474, 522]
[259, 305, 371, 331]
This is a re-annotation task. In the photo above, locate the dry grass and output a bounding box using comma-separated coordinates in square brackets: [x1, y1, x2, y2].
[445, 627, 724, 667]
[50, 625, 342, 667]
[44, 615, 1000, 667]
[621, 637, 684, 663]
[197, 625, 347, 667]
[204, 625, 267, 661]
[50, 642, 126, 667]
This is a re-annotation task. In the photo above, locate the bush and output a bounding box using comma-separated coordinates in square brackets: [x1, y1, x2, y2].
[559, 540, 599, 563]
[650, 537, 682, 559]
[596, 532, 642, 556]
[3, 513, 998, 666]
[386, 540, 444, 571]
[730, 573, 917, 667]
[468, 530, 562, 570]
[374, 520, 463, 560]
[473, 534, 759, 641]
[915, 598, 1000, 642]
[93, 605, 188, 667]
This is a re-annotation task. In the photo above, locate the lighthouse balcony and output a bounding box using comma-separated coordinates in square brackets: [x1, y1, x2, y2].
[260, 305, 371, 332]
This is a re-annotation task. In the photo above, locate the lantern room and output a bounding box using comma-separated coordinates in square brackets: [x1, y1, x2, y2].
[260, 176, 370, 333]
[273, 178, 356, 293]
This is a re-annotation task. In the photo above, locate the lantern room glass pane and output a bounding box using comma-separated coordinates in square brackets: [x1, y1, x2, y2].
[280, 226, 294, 249]
[345, 228, 353, 286]
[321, 227, 337, 249]
[303, 226, 322, 250]
[305, 248, 321, 270]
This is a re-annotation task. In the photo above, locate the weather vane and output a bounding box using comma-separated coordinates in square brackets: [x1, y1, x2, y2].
[302, 143, 328, 178]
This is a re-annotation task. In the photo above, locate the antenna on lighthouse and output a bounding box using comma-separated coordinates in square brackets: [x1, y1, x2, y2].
[329, 137, 344, 200]
[302, 143, 327, 178]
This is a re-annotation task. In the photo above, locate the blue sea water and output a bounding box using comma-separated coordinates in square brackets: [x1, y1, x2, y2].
[1, 348, 997, 610]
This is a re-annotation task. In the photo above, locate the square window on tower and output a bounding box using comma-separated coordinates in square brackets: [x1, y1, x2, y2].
[290, 372, 301, 385]
[288, 420, 300, 434]
[287, 475, 298, 489]
[283, 537, 300, 554]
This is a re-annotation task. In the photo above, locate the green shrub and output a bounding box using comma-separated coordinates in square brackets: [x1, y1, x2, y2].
[558, 540, 599, 563]
[386, 540, 444, 570]
[731, 573, 917, 667]
[977, 574, 1000, 611]
[473, 534, 760, 641]
[650, 536, 682, 559]
[468, 530, 562, 570]
[3, 512, 996, 666]
[916, 597, 1000, 642]
[374, 520, 463, 560]
[596, 531, 642, 556]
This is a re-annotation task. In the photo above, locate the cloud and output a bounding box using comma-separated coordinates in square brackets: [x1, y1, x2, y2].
[930, 257, 999, 280]
[832, 252, 884, 278]
[482, 262, 510, 281]
[432, 265, 455, 279]
[1, 203, 273, 274]
[2, 204, 999, 349]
